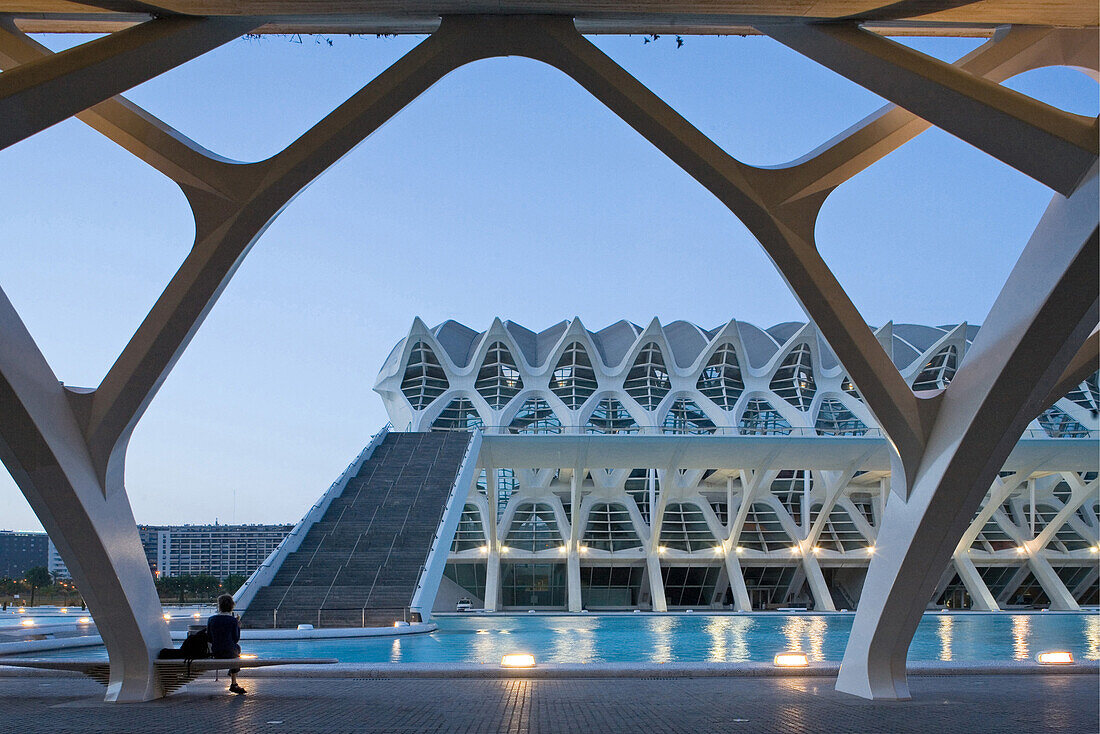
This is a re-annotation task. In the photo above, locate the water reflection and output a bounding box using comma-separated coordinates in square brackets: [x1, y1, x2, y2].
[780, 615, 827, 661]
[389, 638, 401, 663]
[1011, 615, 1030, 660]
[550, 618, 595, 663]
[1085, 614, 1099, 660]
[937, 614, 953, 661]
[652, 615, 674, 662]
[703, 616, 754, 662]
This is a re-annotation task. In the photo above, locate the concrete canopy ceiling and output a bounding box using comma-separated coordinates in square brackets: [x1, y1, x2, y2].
[2, 1, 1097, 35]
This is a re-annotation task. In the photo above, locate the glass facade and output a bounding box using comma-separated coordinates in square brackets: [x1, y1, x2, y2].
[475, 342, 523, 409]
[585, 397, 638, 434]
[815, 398, 868, 436]
[659, 503, 716, 551]
[1038, 406, 1090, 438]
[662, 398, 716, 435]
[580, 565, 645, 607]
[739, 504, 792, 552]
[431, 396, 483, 432]
[509, 397, 562, 434]
[697, 343, 743, 410]
[583, 503, 643, 552]
[501, 563, 567, 608]
[504, 503, 563, 552]
[661, 565, 721, 607]
[738, 398, 791, 435]
[770, 343, 816, 410]
[444, 562, 487, 602]
[912, 344, 957, 391]
[450, 505, 486, 552]
[400, 341, 449, 409]
[551, 342, 598, 409]
[624, 342, 670, 410]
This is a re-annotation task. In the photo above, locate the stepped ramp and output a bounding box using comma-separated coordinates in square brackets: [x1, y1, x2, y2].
[240, 431, 472, 629]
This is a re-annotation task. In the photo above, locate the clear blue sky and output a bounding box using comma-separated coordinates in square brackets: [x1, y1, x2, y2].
[1, 31, 1095, 531]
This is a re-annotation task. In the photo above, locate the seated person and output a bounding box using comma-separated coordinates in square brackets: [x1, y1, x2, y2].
[207, 594, 246, 695]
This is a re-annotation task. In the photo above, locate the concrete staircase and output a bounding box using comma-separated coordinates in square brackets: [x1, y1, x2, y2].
[240, 432, 471, 629]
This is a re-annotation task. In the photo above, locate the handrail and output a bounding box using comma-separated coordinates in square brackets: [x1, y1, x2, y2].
[466, 425, 1097, 439]
[235, 423, 392, 612]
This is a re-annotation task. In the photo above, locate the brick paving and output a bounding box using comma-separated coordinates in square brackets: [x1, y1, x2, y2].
[0, 674, 1096, 733]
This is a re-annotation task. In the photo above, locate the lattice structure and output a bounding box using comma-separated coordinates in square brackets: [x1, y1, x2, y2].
[0, 9, 1095, 703]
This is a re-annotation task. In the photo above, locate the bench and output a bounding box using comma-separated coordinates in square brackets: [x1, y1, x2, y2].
[0, 657, 338, 694]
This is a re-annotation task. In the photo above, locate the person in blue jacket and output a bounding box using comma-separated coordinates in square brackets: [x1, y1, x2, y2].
[207, 594, 246, 694]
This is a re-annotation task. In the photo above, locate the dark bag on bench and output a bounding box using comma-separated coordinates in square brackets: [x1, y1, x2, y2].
[158, 627, 212, 661]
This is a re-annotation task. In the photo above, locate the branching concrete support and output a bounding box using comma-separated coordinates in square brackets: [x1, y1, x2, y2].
[0, 16, 259, 151]
[832, 165, 1098, 698]
[0, 288, 171, 703]
[951, 554, 999, 611]
[2, 13, 1095, 703]
[759, 22, 1099, 195]
[1024, 552, 1078, 611]
[800, 553, 837, 612]
[722, 552, 752, 612]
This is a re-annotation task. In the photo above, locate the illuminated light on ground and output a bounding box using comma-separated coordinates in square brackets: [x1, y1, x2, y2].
[1036, 651, 1074, 665]
[501, 654, 536, 668]
[774, 652, 809, 667]
[240, 654, 258, 659]
[20, 619, 34, 627]
[78, 617, 92, 624]
[163, 613, 172, 620]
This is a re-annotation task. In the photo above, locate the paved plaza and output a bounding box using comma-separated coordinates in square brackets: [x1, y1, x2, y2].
[0, 673, 1096, 733]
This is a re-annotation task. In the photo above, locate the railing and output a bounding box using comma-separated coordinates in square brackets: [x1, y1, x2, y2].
[471, 425, 1097, 439]
[235, 423, 392, 612]
[268, 607, 416, 629]
[409, 429, 483, 619]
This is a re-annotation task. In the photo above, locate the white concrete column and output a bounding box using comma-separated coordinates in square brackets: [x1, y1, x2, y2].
[722, 553, 752, 612]
[646, 552, 667, 612]
[800, 553, 837, 612]
[1026, 553, 1079, 611]
[952, 554, 999, 611]
[567, 470, 582, 612]
[484, 468, 501, 612]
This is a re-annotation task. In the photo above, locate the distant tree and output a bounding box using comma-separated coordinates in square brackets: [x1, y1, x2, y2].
[23, 567, 52, 606]
[191, 574, 221, 600]
[222, 574, 248, 595]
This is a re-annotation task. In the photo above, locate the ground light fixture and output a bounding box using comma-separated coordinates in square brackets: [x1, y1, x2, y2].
[162, 613, 171, 620]
[501, 654, 536, 668]
[20, 619, 34, 627]
[774, 652, 809, 667]
[1036, 651, 1074, 665]
[77, 617, 91, 624]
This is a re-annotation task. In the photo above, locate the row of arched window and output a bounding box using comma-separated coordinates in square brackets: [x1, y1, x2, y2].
[450, 499, 876, 554]
[402, 338, 1100, 438]
[429, 393, 869, 435]
[401, 338, 967, 418]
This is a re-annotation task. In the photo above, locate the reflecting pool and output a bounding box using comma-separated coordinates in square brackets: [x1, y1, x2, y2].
[7, 611, 1099, 664]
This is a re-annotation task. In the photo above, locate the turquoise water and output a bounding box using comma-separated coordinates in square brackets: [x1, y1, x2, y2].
[7, 611, 1100, 664]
